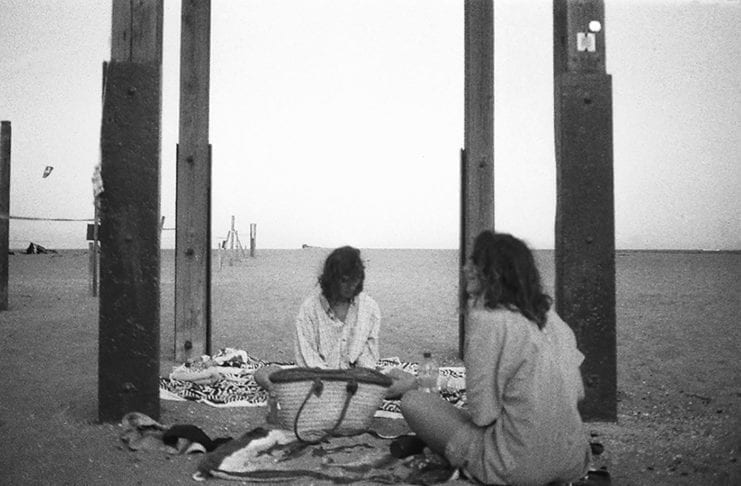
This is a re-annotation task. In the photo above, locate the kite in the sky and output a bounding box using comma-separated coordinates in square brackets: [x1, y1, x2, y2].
[42, 166, 54, 178]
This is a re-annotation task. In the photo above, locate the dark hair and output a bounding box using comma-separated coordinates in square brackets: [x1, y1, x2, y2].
[319, 246, 365, 302]
[470, 231, 552, 328]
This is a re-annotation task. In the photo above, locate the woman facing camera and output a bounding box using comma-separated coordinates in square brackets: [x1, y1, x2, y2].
[294, 245, 380, 369]
[400, 231, 590, 486]
[254, 246, 383, 391]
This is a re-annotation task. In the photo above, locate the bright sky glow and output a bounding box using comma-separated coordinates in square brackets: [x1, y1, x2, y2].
[1, 0, 739, 250]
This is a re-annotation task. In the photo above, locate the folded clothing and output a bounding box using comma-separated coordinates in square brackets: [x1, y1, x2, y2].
[120, 412, 232, 455]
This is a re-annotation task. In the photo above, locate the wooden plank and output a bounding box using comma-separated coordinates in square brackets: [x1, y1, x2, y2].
[460, 0, 494, 358]
[0, 121, 10, 311]
[111, 0, 163, 64]
[174, 0, 212, 362]
[553, 0, 616, 421]
[553, 0, 605, 75]
[98, 0, 163, 423]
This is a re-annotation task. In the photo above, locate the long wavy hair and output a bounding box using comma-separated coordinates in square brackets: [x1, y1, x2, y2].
[319, 246, 365, 302]
[469, 231, 552, 329]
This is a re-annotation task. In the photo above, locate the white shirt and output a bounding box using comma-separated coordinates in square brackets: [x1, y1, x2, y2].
[293, 291, 381, 369]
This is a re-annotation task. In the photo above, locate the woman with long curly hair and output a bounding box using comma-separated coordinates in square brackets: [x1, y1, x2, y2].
[400, 231, 590, 485]
[294, 245, 380, 369]
[254, 246, 383, 391]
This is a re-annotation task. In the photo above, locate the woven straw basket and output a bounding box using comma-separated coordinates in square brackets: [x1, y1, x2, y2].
[270, 367, 392, 441]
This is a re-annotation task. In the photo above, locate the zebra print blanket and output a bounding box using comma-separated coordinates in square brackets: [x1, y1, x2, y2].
[159, 348, 466, 417]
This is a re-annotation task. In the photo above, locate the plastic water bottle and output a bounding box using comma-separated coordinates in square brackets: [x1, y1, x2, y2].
[417, 351, 440, 393]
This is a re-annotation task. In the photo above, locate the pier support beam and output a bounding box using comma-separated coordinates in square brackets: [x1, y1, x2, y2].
[98, 0, 163, 423]
[174, 0, 212, 362]
[553, 0, 616, 421]
[459, 0, 495, 358]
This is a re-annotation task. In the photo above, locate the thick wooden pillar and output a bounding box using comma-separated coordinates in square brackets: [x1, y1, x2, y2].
[460, 0, 495, 358]
[0, 121, 10, 311]
[98, 0, 163, 423]
[553, 0, 616, 421]
[174, 0, 212, 362]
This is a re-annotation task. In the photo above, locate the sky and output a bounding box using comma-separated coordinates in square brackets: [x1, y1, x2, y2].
[1, 0, 739, 250]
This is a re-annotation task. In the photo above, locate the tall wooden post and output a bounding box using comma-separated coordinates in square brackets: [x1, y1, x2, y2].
[0, 121, 10, 311]
[98, 0, 163, 423]
[174, 0, 211, 362]
[553, 0, 616, 421]
[460, 0, 495, 358]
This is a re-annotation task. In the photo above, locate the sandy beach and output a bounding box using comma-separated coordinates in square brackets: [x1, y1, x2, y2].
[1, 248, 739, 485]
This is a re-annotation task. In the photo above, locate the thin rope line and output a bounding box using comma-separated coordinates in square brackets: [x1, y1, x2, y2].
[0, 213, 94, 222]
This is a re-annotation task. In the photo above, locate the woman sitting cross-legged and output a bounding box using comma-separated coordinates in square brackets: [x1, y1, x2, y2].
[254, 245, 414, 399]
[400, 231, 591, 486]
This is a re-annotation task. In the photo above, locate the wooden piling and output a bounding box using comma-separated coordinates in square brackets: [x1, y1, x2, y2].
[174, 0, 212, 362]
[459, 0, 495, 358]
[98, 0, 163, 423]
[91, 210, 99, 297]
[0, 121, 10, 311]
[229, 216, 235, 250]
[249, 223, 256, 257]
[553, 0, 616, 421]
[88, 242, 96, 295]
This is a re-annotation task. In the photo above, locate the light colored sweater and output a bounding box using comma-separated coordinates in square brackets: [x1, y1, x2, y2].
[446, 308, 590, 486]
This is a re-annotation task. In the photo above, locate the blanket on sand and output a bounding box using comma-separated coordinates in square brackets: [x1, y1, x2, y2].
[159, 348, 467, 417]
[119, 411, 460, 483]
[121, 412, 610, 484]
[193, 426, 463, 484]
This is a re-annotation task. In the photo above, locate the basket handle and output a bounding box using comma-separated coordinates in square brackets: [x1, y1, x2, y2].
[293, 377, 358, 443]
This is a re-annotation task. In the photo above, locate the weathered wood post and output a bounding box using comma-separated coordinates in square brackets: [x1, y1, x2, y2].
[0, 121, 10, 311]
[460, 0, 495, 358]
[229, 215, 235, 249]
[249, 223, 256, 257]
[553, 0, 616, 421]
[174, 0, 212, 362]
[86, 222, 100, 296]
[98, 0, 163, 422]
[91, 217, 99, 297]
[88, 241, 96, 294]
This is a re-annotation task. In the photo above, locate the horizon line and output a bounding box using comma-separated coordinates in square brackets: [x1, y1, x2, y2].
[8, 247, 741, 254]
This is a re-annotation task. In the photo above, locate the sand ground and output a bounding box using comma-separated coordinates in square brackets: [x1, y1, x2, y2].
[0, 249, 739, 485]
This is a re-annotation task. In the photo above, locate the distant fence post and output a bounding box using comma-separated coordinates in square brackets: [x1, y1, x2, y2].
[0, 121, 10, 311]
[88, 242, 96, 294]
[86, 222, 100, 296]
[249, 223, 256, 257]
[229, 215, 235, 249]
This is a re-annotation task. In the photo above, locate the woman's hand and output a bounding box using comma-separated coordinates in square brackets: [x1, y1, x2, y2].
[384, 368, 418, 399]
